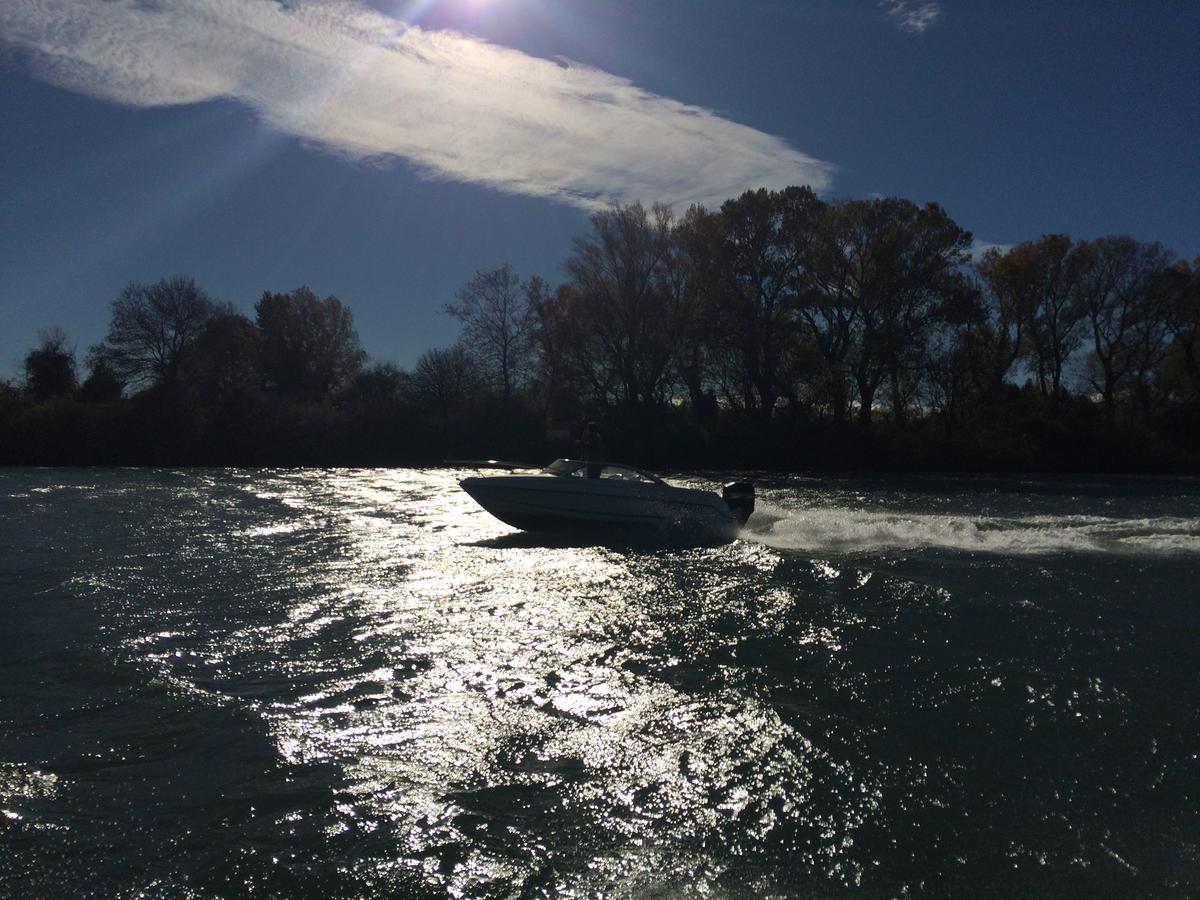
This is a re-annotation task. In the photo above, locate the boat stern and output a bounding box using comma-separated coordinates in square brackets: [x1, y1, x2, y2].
[722, 481, 755, 526]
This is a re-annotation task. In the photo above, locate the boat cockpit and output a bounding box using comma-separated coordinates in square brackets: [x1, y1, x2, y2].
[542, 458, 665, 484]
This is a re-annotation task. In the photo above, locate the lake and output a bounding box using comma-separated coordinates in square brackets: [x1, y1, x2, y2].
[2, 467, 1199, 896]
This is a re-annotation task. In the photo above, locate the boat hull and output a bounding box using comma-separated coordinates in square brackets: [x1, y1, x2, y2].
[460, 475, 741, 544]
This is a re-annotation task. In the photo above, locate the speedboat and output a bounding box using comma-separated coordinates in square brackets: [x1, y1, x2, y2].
[459, 459, 754, 545]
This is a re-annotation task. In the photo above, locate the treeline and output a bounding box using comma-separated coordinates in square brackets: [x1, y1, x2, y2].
[3, 187, 1198, 471]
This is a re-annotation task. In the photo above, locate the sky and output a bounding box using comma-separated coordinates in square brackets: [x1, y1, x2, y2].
[2, 0, 1198, 378]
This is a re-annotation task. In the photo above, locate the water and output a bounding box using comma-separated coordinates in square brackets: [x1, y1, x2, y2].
[2, 468, 1198, 896]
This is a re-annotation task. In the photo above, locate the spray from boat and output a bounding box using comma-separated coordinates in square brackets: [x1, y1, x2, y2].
[744, 503, 1200, 556]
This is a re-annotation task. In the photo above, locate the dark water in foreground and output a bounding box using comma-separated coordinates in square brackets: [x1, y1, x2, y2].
[2, 468, 1199, 897]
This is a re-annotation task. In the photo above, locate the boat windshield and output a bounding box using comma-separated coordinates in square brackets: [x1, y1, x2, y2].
[543, 459, 663, 484]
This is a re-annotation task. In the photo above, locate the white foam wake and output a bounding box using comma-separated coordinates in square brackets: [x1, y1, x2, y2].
[743, 503, 1200, 556]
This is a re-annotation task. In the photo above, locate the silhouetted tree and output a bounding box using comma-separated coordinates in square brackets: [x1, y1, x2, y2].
[563, 203, 684, 408]
[797, 209, 862, 424]
[921, 276, 997, 435]
[668, 206, 717, 412]
[96, 276, 226, 387]
[410, 344, 476, 431]
[0, 379, 19, 412]
[526, 279, 595, 426]
[924, 331, 975, 439]
[800, 198, 971, 428]
[23, 327, 77, 401]
[533, 283, 617, 409]
[1018, 236, 1087, 398]
[1158, 257, 1200, 406]
[682, 186, 824, 416]
[177, 313, 264, 407]
[1075, 236, 1174, 419]
[79, 357, 124, 403]
[975, 246, 1040, 397]
[864, 200, 973, 424]
[255, 287, 366, 396]
[342, 362, 409, 408]
[445, 264, 536, 406]
[4, 184, 1199, 473]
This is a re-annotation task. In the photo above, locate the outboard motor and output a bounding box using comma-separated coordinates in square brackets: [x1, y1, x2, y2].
[722, 481, 755, 526]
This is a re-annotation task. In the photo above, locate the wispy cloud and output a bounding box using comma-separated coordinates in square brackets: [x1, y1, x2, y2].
[0, 0, 834, 210]
[970, 239, 1015, 261]
[881, 1, 943, 34]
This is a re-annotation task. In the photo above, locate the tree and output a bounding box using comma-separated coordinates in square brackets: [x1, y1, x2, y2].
[410, 344, 476, 431]
[667, 206, 717, 412]
[975, 236, 1090, 400]
[1075, 236, 1174, 418]
[526, 280, 591, 422]
[801, 198, 972, 428]
[1158, 257, 1200, 406]
[341, 363, 409, 409]
[681, 186, 824, 416]
[924, 327, 978, 440]
[177, 313, 264, 406]
[23, 328, 77, 402]
[1023, 236, 1087, 399]
[796, 207, 863, 424]
[863, 200, 973, 425]
[975, 246, 1041, 397]
[445, 264, 535, 406]
[255, 287, 366, 396]
[97, 276, 225, 387]
[79, 355, 124, 403]
[563, 202, 684, 408]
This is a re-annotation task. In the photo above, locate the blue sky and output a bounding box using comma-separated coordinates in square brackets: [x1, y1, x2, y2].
[2, 0, 1197, 377]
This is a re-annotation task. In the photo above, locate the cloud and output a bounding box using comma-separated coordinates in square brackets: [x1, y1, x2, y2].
[970, 239, 1014, 261]
[881, 1, 943, 34]
[0, 0, 834, 210]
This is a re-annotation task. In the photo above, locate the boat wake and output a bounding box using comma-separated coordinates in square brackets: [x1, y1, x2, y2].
[743, 504, 1200, 556]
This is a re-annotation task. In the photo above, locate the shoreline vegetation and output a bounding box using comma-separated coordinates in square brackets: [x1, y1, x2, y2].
[3, 188, 1198, 473]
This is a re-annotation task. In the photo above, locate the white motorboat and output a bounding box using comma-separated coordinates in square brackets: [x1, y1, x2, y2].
[459, 459, 755, 545]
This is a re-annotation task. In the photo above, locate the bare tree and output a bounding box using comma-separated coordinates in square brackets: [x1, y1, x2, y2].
[445, 264, 535, 406]
[410, 344, 476, 430]
[97, 276, 225, 387]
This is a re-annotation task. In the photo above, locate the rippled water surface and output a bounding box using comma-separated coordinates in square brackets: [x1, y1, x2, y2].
[2, 468, 1199, 896]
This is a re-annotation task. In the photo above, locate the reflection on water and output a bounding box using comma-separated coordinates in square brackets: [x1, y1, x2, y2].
[1, 468, 1199, 895]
